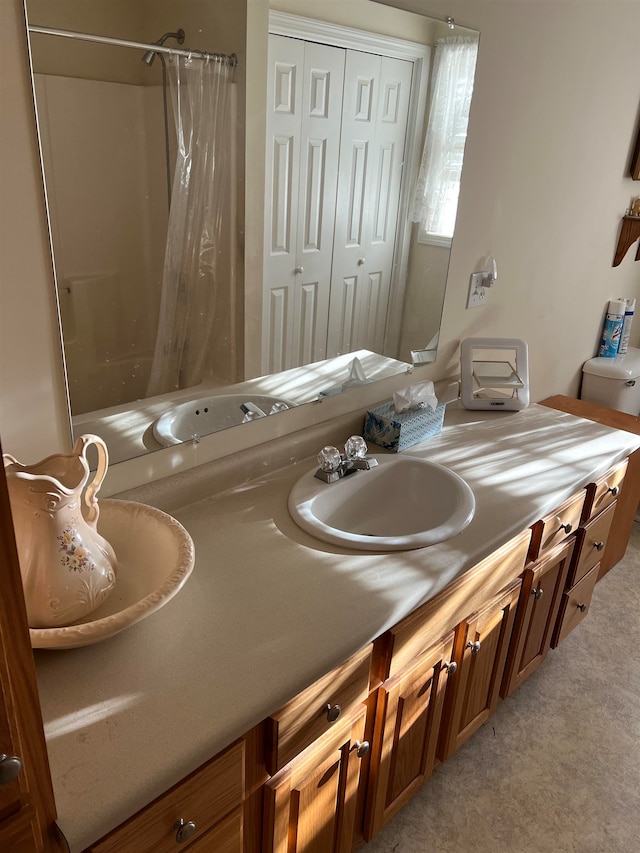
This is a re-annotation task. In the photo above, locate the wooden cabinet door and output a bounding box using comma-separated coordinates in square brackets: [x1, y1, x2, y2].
[501, 541, 572, 699]
[263, 707, 367, 853]
[364, 632, 454, 841]
[0, 448, 66, 852]
[438, 580, 521, 762]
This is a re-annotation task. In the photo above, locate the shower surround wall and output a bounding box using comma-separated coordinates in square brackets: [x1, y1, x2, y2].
[35, 72, 164, 413]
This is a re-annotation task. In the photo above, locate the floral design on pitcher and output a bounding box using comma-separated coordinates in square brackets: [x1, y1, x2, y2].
[57, 525, 99, 574]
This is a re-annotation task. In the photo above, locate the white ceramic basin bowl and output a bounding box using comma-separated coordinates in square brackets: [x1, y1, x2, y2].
[30, 500, 195, 649]
[288, 454, 475, 551]
[153, 394, 295, 446]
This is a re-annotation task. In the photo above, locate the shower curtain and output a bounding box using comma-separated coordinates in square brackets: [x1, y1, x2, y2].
[146, 54, 233, 397]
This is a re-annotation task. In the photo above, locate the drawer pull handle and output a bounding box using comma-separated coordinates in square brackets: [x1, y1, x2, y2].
[351, 740, 370, 759]
[325, 703, 341, 723]
[594, 541, 605, 552]
[467, 640, 481, 655]
[443, 660, 458, 676]
[174, 819, 197, 844]
[0, 754, 23, 786]
[557, 520, 573, 534]
[606, 484, 620, 497]
[577, 603, 587, 613]
[531, 586, 544, 600]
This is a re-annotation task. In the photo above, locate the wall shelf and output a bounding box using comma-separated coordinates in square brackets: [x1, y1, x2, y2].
[613, 215, 640, 266]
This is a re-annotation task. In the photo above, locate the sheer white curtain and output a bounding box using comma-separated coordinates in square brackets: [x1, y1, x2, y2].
[411, 36, 478, 243]
[147, 54, 233, 397]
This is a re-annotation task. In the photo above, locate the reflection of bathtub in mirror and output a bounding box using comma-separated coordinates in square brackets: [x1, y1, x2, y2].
[153, 394, 296, 447]
[72, 350, 411, 465]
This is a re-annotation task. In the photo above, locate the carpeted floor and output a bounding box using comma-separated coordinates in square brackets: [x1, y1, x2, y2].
[363, 522, 640, 853]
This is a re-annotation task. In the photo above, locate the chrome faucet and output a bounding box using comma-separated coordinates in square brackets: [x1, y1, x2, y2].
[241, 400, 291, 422]
[314, 436, 378, 483]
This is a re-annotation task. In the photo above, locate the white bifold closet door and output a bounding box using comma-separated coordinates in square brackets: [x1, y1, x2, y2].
[263, 34, 412, 373]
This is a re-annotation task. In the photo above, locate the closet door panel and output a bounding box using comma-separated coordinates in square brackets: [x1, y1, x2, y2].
[264, 36, 345, 371]
[327, 53, 412, 357]
[292, 41, 345, 366]
[263, 35, 305, 373]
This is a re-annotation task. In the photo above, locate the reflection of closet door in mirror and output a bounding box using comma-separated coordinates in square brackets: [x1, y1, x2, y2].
[327, 53, 412, 358]
[263, 36, 345, 374]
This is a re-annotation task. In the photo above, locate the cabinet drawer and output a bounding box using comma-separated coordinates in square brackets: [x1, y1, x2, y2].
[265, 645, 372, 775]
[530, 490, 585, 560]
[551, 563, 599, 648]
[184, 806, 242, 853]
[383, 531, 530, 680]
[582, 460, 627, 523]
[90, 740, 244, 853]
[569, 502, 616, 586]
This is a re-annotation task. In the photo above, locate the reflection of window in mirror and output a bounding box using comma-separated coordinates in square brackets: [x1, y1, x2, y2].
[412, 36, 479, 247]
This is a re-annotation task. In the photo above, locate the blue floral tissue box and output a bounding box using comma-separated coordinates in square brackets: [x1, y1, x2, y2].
[363, 402, 445, 452]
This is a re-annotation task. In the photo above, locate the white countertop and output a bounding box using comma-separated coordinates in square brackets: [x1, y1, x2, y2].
[34, 404, 640, 851]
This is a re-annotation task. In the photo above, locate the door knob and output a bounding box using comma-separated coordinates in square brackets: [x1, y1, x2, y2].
[0, 754, 23, 786]
[294, 266, 304, 274]
[351, 740, 370, 759]
[357, 257, 365, 266]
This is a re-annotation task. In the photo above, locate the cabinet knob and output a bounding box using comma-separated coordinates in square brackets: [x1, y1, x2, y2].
[531, 586, 544, 600]
[351, 740, 370, 759]
[294, 266, 304, 274]
[577, 603, 587, 613]
[357, 257, 366, 266]
[443, 660, 458, 676]
[174, 819, 197, 844]
[557, 520, 573, 534]
[606, 484, 619, 497]
[467, 640, 481, 655]
[0, 754, 23, 786]
[325, 703, 341, 723]
[594, 541, 605, 552]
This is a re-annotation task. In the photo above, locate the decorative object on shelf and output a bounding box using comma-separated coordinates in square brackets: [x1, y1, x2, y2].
[613, 198, 640, 266]
[3, 434, 117, 628]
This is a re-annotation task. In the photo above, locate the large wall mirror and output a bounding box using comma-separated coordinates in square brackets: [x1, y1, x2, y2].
[24, 0, 479, 464]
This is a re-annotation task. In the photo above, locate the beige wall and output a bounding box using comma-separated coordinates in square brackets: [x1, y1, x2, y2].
[377, 0, 640, 400]
[2, 0, 640, 477]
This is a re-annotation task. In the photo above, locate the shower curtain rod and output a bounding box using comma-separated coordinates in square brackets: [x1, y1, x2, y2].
[28, 24, 237, 66]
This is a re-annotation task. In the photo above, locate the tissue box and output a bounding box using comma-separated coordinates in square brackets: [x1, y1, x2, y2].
[363, 402, 445, 452]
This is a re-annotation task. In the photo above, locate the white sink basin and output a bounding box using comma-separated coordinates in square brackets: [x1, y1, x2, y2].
[288, 454, 475, 551]
[153, 393, 295, 446]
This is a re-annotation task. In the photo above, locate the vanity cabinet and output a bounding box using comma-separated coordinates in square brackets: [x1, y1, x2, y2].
[550, 469, 620, 650]
[500, 539, 573, 698]
[264, 646, 373, 776]
[364, 632, 455, 840]
[88, 740, 245, 853]
[437, 580, 522, 761]
[0, 452, 66, 852]
[263, 706, 368, 853]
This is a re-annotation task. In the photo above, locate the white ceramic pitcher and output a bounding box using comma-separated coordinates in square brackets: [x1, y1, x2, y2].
[3, 434, 117, 628]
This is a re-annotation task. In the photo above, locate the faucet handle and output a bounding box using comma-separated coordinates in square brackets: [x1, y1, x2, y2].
[344, 435, 368, 460]
[317, 446, 342, 473]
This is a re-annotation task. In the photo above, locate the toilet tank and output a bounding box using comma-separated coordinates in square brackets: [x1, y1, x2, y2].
[580, 346, 640, 415]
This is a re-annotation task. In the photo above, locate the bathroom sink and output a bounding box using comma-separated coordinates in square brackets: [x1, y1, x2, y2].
[288, 454, 475, 551]
[153, 393, 295, 446]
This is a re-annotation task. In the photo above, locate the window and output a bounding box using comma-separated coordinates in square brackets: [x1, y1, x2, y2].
[412, 36, 478, 246]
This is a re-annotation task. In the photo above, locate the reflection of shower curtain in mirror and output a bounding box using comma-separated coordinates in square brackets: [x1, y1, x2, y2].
[147, 55, 233, 397]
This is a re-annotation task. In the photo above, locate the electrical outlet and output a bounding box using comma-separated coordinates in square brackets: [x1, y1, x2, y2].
[467, 273, 488, 309]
